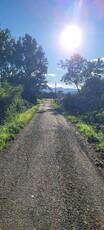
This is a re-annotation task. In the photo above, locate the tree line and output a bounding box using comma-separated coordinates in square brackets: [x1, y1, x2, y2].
[1, 25, 104, 124]
[0, 26, 48, 123]
[58, 54, 104, 115]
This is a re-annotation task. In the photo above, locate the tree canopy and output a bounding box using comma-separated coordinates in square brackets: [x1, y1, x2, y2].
[59, 53, 104, 93]
[0, 27, 48, 103]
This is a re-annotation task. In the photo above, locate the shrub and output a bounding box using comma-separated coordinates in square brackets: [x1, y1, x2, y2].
[76, 123, 99, 143]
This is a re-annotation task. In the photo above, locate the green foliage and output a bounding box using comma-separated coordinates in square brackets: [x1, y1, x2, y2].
[0, 25, 48, 125]
[66, 114, 104, 163]
[97, 142, 104, 152]
[0, 27, 16, 85]
[0, 104, 39, 152]
[80, 110, 104, 132]
[94, 110, 104, 125]
[52, 99, 63, 109]
[64, 110, 104, 151]
[52, 100, 104, 167]
[67, 115, 80, 124]
[79, 110, 104, 157]
[59, 54, 87, 92]
[57, 53, 104, 165]
[62, 93, 82, 115]
[59, 54, 104, 93]
[0, 26, 48, 104]
[0, 82, 29, 124]
[61, 77, 104, 115]
[76, 123, 99, 143]
[8, 34, 48, 103]
[87, 58, 104, 78]
[81, 77, 104, 112]
[52, 100, 60, 110]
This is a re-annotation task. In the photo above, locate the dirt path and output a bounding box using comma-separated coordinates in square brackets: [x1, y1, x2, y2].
[0, 100, 104, 230]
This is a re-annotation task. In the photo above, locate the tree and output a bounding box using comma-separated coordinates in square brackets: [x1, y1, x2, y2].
[81, 76, 104, 111]
[0, 27, 48, 103]
[0, 27, 16, 85]
[84, 58, 104, 81]
[59, 54, 87, 93]
[59, 54, 104, 93]
[9, 34, 48, 102]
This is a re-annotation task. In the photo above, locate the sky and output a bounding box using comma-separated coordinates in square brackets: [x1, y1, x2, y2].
[0, 0, 104, 88]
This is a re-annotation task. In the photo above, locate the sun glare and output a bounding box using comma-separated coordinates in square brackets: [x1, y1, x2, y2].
[60, 25, 82, 51]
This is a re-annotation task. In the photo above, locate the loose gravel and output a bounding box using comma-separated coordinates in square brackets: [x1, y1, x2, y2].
[0, 100, 104, 229]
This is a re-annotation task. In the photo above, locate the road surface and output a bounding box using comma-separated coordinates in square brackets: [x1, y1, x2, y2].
[0, 100, 104, 229]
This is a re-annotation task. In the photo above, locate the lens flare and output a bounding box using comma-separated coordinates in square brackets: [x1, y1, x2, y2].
[60, 25, 82, 51]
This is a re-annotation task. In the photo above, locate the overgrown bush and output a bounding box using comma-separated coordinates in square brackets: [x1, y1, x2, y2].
[62, 77, 104, 115]
[0, 82, 30, 124]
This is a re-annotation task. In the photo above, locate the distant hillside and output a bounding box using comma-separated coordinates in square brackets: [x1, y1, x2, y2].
[44, 87, 77, 94]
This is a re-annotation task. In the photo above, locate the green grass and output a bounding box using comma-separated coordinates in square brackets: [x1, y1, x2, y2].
[97, 142, 104, 152]
[75, 123, 100, 143]
[0, 104, 39, 152]
[67, 116, 104, 166]
[51, 100, 104, 166]
[67, 115, 80, 124]
[52, 99, 63, 111]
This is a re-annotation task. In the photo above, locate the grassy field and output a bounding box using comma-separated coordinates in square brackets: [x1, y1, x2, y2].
[0, 104, 39, 152]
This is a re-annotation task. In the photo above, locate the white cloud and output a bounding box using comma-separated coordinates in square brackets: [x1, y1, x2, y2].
[47, 83, 76, 89]
[90, 58, 97, 62]
[90, 57, 104, 62]
[46, 73, 56, 77]
[57, 67, 63, 71]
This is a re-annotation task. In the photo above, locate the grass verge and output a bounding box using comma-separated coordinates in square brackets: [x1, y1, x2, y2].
[52, 100, 104, 167]
[0, 104, 39, 152]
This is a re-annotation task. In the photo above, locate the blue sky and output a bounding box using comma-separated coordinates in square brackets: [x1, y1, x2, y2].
[0, 0, 104, 88]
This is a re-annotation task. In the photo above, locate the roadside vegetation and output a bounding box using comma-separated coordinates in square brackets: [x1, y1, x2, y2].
[51, 54, 104, 167]
[0, 25, 104, 167]
[0, 104, 39, 152]
[0, 25, 48, 121]
[52, 100, 104, 168]
[0, 25, 48, 152]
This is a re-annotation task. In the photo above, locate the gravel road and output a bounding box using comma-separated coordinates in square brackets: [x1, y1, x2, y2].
[0, 100, 104, 230]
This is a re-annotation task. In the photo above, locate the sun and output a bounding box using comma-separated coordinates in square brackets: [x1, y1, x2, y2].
[60, 25, 82, 51]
